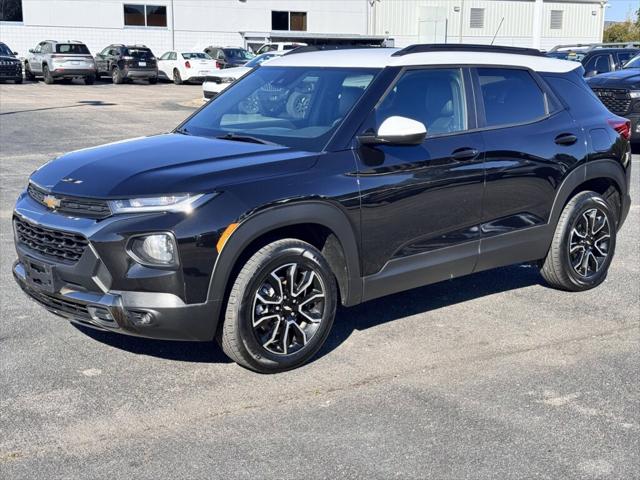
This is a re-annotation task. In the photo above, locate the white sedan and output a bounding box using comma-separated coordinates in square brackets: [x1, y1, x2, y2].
[203, 51, 283, 100]
[158, 51, 218, 84]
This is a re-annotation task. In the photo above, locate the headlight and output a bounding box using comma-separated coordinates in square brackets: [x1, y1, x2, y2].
[629, 91, 640, 99]
[109, 194, 206, 214]
[128, 233, 178, 267]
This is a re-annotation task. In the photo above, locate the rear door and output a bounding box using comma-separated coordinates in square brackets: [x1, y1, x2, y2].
[357, 67, 485, 297]
[472, 67, 587, 271]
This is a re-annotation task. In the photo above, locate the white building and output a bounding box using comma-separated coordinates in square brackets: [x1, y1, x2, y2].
[0, 0, 606, 57]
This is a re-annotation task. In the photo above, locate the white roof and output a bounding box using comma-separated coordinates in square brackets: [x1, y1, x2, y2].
[265, 48, 581, 74]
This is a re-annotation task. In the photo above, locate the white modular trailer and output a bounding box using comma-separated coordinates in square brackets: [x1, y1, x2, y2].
[0, 0, 605, 58]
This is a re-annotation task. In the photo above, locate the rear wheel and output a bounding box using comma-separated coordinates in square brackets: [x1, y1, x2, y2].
[43, 65, 54, 84]
[219, 239, 337, 373]
[14, 76, 22, 84]
[148, 76, 158, 85]
[540, 191, 616, 291]
[112, 66, 123, 84]
[84, 74, 95, 85]
[173, 68, 182, 85]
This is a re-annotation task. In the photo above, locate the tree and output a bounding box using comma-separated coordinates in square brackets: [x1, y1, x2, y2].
[603, 19, 639, 43]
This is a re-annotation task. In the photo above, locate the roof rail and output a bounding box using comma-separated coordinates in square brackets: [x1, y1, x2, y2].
[284, 44, 382, 55]
[133, 44, 148, 48]
[549, 42, 640, 53]
[392, 44, 545, 57]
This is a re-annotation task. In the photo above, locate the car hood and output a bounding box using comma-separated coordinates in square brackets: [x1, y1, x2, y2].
[0, 55, 19, 62]
[30, 133, 317, 198]
[212, 66, 250, 79]
[586, 69, 640, 89]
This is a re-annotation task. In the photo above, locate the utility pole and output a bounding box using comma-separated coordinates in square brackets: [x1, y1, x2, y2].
[171, 0, 175, 50]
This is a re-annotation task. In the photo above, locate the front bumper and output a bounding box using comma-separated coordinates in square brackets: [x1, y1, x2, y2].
[13, 261, 217, 340]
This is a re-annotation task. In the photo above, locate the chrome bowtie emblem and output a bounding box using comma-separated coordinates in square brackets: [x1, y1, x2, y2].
[43, 194, 61, 209]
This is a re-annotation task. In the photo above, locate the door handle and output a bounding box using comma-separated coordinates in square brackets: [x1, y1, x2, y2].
[555, 133, 578, 146]
[451, 148, 479, 161]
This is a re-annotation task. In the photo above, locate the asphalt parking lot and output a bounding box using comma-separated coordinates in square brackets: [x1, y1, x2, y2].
[0, 80, 638, 480]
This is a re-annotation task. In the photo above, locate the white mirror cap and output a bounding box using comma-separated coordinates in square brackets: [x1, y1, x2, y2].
[378, 116, 427, 139]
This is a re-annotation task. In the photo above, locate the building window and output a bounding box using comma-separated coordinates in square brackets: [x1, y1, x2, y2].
[470, 8, 484, 29]
[124, 4, 167, 27]
[550, 10, 563, 30]
[272, 11, 307, 31]
[0, 0, 23, 22]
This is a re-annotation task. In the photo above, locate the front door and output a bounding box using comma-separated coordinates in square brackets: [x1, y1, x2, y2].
[356, 67, 485, 300]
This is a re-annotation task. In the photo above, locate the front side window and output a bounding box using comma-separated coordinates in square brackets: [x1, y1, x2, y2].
[223, 48, 254, 61]
[616, 51, 636, 67]
[0, 0, 23, 22]
[584, 54, 611, 74]
[477, 68, 546, 127]
[376, 68, 467, 136]
[124, 4, 167, 27]
[183, 67, 377, 151]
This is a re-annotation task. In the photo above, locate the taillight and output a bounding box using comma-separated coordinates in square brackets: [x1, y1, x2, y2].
[608, 118, 631, 141]
[216, 61, 223, 69]
[185, 60, 191, 69]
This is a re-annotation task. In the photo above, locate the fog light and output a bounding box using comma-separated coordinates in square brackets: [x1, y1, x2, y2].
[128, 233, 178, 267]
[88, 305, 115, 324]
[128, 310, 153, 326]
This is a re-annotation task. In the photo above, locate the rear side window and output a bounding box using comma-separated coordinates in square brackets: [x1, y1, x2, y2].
[56, 44, 90, 54]
[584, 54, 611, 74]
[477, 68, 546, 127]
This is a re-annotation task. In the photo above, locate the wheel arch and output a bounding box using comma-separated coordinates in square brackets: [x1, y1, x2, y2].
[207, 201, 363, 312]
[549, 159, 627, 229]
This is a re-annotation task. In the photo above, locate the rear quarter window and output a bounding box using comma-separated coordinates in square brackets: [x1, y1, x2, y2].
[541, 73, 608, 118]
[477, 68, 547, 127]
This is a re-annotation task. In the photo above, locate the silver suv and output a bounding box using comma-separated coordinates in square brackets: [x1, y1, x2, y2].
[25, 40, 96, 84]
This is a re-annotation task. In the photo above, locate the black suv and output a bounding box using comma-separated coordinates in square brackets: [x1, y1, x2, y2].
[582, 48, 639, 77]
[0, 41, 22, 83]
[203, 46, 254, 69]
[588, 53, 640, 144]
[12, 45, 632, 373]
[95, 44, 158, 84]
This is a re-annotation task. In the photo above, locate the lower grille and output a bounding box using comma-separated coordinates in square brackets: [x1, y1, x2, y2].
[28, 183, 111, 219]
[14, 217, 89, 263]
[22, 285, 91, 320]
[591, 88, 632, 115]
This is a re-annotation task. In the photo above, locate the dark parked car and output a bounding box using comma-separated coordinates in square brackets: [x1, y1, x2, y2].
[12, 45, 632, 373]
[581, 48, 639, 77]
[0, 41, 22, 83]
[587, 53, 640, 144]
[203, 46, 254, 69]
[95, 44, 158, 84]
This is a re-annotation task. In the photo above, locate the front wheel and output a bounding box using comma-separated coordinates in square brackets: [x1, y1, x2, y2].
[540, 191, 616, 291]
[43, 65, 54, 84]
[24, 63, 36, 81]
[112, 66, 123, 84]
[173, 69, 182, 85]
[84, 74, 95, 85]
[219, 239, 337, 373]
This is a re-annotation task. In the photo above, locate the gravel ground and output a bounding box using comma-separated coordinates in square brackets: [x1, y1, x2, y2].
[0, 80, 638, 480]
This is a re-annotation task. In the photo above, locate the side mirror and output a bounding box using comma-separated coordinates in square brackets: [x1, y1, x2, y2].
[585, 70, 598, 77]
[358, 116, 427, 146]
[28, 48, 34, 53]
[13, 51, 18, 55]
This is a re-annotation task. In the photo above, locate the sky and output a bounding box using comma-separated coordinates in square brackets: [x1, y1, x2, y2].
[605, 0, 639, 21]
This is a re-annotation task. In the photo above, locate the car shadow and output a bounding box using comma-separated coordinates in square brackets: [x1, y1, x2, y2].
[72, 263, 543, 366]
[315, 263, 544, 361]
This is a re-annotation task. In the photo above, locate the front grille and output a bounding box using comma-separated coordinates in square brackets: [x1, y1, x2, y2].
[28, 183, 111, 219]
[0, 62, 21, 74]
[22, 284, 91, 320]
[14, 217, 89, 263]
[591, 88, 632, 115]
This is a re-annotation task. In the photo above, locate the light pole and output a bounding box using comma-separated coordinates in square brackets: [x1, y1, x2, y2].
[171, 0, 175, 50]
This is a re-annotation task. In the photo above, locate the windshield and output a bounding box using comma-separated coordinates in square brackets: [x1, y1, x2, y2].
[183, 66, 378, 151]
[182, 52, 211, 60]
[624, 55, 640, 69]
[0, 43, 13, 56]
[245, 53, 278, 68]
[224, 48, 254, 60]
[56, 43, 90, 54]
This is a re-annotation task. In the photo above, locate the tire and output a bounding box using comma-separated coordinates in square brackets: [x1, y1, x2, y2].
[173, 69, 182, 85]
[43, 65, 54, 84]
[148, 76, 158, 85]
[14, 76, 22, 84]
[540, 191, 616, 291]
[24, 63, 36, 81]
[84, 74, 95, 85]
[219, 239, 338, 373]
[112, 66, 123, 84]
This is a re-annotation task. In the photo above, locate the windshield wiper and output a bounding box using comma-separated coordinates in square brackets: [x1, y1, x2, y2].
[216, 133, 276, 145]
